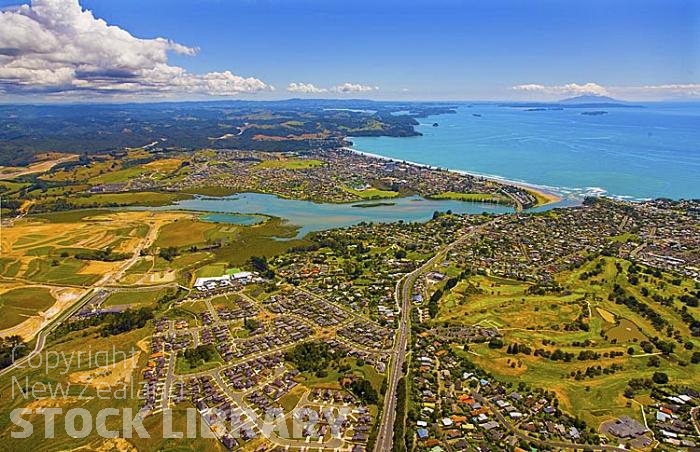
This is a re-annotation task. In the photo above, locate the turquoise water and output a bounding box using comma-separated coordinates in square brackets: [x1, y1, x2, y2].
[171, 192, 514, 237]
[351, 103, 700, 200]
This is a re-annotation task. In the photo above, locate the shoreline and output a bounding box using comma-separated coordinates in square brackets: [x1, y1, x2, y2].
[344, 147, 564, 207]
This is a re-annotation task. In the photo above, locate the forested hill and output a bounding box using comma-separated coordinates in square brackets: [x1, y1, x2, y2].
[0, 100, 456, 166]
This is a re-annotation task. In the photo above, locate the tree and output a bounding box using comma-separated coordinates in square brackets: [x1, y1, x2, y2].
[647, 355, 661, 367]
[652, 372, 668, 384]
[159, 246, 179, 261]
[250, 255, 274, 277]
[691, 352, 700, 364]
[349, 378, 378, 405]
[488, 338, 504, 349]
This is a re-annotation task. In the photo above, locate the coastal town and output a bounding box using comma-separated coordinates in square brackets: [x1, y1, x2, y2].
[0, 1, 698, 451]
[15, 192, 693, 452]
[87, 147, 542, 210]
[0, 132, 697, 452]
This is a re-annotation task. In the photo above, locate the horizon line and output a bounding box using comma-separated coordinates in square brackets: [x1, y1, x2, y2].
[1, 97, 700, 107]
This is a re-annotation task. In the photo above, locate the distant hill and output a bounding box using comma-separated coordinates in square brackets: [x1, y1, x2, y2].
[559, 94, 623, 104]
[0, 100, 457, 166]
[501, 94, 641, 110]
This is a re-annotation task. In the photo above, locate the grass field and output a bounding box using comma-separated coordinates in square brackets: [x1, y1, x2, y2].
[154, 219, 222, 248]
[175, 354, 223, 375]
[41, 159, 116, 183]
[430, 191, 510, 204]
[180, 185, 240, 196]
[196, 263, 228, 278]
[32, 209, 113, 223]
[102, 288, 171, 308]
[210, 217, 310, 266]
[294, 357, 385, 395]
[88, 166, 151, 184]
[1, 212, 161, 286]
[88, 158, 184, 184]
[0, 287, 55, 329]
[342, 186, 399, 200]
[69, 191, 189, 208]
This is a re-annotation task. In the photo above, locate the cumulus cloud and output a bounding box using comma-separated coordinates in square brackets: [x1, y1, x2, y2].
[510, 82, 700, 100]
[286, 82, 327, 93]
[285, 81, 379, 95]
[330, 82, 379, 93]
[0, 0, 272, 97]
[511, 82, 608, 96]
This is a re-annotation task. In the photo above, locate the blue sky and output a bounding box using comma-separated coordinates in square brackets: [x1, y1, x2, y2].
[0, 0, 698, 100]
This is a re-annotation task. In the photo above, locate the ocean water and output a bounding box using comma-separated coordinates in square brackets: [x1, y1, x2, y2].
[351, 103, 700, 200]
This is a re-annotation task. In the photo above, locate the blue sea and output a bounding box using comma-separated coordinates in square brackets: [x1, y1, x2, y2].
[351, 103, 700, 201]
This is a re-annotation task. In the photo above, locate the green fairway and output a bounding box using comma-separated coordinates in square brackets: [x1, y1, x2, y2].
[433, 256, 700, 428]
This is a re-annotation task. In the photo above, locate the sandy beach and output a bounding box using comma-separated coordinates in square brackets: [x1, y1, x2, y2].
[345, 147, 563, 207]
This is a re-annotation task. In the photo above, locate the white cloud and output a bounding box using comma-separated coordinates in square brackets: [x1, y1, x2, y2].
[330, 82, 379, 93]
[286, 81, 379, 95]
[510, 82, 700, 100]
[511, 82, 608, 96]
[0, 0, 272, 97]
[287, 82, 327, 93]
[620, 84, 700, 98]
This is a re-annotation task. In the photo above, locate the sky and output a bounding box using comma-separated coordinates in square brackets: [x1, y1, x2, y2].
[0, 0, 698, 101]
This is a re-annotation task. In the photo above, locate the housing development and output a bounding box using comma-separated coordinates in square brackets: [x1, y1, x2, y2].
[0, 0, 698, 450]
[1, 138, 698, 452]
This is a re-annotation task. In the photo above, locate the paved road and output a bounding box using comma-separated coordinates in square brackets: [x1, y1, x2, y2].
[473, 392, 627, 451]
[372, 214, 629, 452]
[374, 223, 491, 452]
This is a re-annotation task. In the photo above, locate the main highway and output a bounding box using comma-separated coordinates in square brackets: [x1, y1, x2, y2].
[374, 221, 493, 452]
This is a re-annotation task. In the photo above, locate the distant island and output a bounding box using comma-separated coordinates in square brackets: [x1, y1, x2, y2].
[559, 94, 620, 104]
[525, 107, 563, 112]
[581, 110, 608, 116]
[352, 201, 397, 208]
[500, 94, 641, 110]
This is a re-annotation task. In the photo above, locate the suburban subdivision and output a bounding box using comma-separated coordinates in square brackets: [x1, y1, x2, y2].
[0, 132, 698, 452]
[1, 0, 698, 450]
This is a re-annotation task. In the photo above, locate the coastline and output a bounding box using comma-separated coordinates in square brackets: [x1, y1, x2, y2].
[344, 146, 564, 208]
